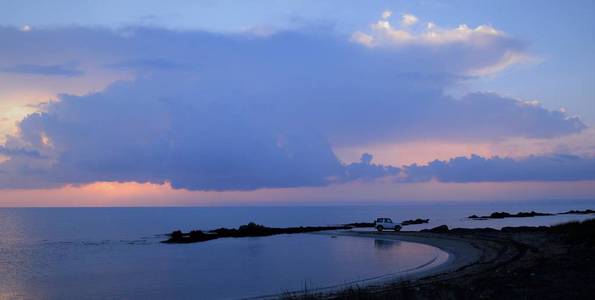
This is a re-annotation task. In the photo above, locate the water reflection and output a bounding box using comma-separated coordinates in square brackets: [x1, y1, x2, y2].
[1, 233, 448, 299]
[374, 238, 401, 250]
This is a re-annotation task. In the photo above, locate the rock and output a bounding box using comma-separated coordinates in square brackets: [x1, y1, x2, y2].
[558, 209, 595, 215]
[163, 223, 351, 244]
[449, 227, 499, 234]
[422, 225, 449, 233]
[400, 218, 430, 226]
[469, 211, 554, 219]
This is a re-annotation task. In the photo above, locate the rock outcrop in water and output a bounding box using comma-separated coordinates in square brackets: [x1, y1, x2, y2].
[400, 218, 430, 226]
[344, 218, 431, 228]
[469, 211, 553, 219]
[469, 209, 594, 220]
[163, 222, 351, 244]
[558, 209, 595, 215]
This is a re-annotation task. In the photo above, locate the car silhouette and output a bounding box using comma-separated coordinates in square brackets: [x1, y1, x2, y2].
[375, 218, 402, 232]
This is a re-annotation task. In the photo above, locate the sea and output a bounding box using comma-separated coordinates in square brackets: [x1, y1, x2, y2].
[1, 199, 594, 299]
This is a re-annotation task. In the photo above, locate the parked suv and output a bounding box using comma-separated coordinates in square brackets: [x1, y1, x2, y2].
[375, 218, 402, 232]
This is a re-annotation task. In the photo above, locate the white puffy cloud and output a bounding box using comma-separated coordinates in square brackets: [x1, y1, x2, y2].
[351, 15, 530, 75]
[401, 14, 418, 26]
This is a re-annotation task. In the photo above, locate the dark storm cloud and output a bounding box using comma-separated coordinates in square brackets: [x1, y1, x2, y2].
[0, 26, 588, 190]
[0, 77, 402, 190]
[403, 154, 595, 182]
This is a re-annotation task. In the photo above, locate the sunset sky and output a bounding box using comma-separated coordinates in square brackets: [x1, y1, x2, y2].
[1, 0, 594, 206]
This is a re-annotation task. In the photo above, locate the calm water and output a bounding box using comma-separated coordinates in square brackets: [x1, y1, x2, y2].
[1, 200, 594, 299]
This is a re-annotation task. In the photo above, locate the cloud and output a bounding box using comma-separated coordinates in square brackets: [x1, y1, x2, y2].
[1, 63, 84, 77]
[381, 10, 392, 20]
[403, 154, 595, 182]
[105, 58, 194, 71]
[0, 76, 404, 190]
[351, 15, 530, 75]
[344, 153, 400, 182]
[0, 19, 588, 190]
[0, 25, 579, 144]
[0, 146, 42, 158]
[401, 14, 418, 26]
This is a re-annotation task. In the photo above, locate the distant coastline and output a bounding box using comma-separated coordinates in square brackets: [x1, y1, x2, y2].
[163, 209, 594, 244]
[163, 218, 435, 244]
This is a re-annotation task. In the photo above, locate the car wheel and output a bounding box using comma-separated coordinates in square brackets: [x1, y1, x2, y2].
[376, 225, 384, 232]
[394, 225, 402, 232]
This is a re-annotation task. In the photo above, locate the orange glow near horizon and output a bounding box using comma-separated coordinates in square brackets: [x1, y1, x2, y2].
[335, 140, 498, 166]
[334, 129, 595, 166]
[0, 179, 594, 207]
[0, 67, 135, 143]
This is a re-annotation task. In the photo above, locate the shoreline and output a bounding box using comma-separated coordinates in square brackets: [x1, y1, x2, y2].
[325, 231, 483, 282]
[247, 232, 460, 300]
[266, 230, 492, 299]
[282, 218, 595, 299]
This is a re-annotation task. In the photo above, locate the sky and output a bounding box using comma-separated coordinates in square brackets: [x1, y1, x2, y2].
[0, 0, 594, 206]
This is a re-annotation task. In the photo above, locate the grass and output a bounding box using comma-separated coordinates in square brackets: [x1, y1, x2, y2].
[548, 218, 595, 244]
